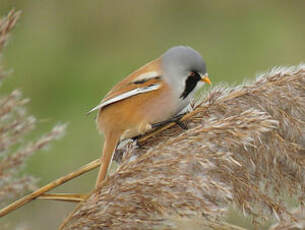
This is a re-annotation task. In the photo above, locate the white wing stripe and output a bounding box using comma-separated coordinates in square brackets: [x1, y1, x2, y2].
[133, 71, 159, 82]
[87, 83, 161, 114]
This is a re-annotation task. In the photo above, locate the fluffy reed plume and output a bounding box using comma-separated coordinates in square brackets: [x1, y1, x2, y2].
[0, 10, 66, 208]
[61, 64, 305, 230]
[269, 207, 305, 230]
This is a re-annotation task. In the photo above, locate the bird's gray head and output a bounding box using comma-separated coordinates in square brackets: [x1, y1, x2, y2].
[161, 46, 209, 100]
[161, 46, 206, 77]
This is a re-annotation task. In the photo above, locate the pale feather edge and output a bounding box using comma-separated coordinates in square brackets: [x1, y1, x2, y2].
[87, 83, 161, 114]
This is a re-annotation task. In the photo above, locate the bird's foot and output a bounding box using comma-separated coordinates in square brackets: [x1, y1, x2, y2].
[152, 113, 188, 130]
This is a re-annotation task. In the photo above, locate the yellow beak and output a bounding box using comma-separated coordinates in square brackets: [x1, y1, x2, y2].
[201, 73, 211, 85]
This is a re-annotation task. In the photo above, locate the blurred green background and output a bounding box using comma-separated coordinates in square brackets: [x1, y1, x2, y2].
[1, 0, 304, 229]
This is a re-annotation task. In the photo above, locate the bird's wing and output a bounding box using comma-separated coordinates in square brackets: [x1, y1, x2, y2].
[87, 82, 161, 114]
[87, 58, 163, 114]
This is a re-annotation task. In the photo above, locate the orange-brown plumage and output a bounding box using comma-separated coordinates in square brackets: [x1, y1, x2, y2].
[102, 58, 162, 101]
[96, 59, 177, 186]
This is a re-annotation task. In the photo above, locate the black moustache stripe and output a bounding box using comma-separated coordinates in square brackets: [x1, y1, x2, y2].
[180, 72, 201, 99]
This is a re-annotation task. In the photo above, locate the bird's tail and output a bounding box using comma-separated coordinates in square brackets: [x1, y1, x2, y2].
[95, 132, 120, 188]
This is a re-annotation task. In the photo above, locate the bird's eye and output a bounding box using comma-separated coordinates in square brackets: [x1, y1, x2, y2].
[189, 71, 201, 80]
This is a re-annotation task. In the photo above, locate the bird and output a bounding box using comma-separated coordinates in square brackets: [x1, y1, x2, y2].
[88, 46, 211, 187]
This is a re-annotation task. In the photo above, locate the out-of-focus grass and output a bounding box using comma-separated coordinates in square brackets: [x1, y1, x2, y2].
[0, 1, 304, 229]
